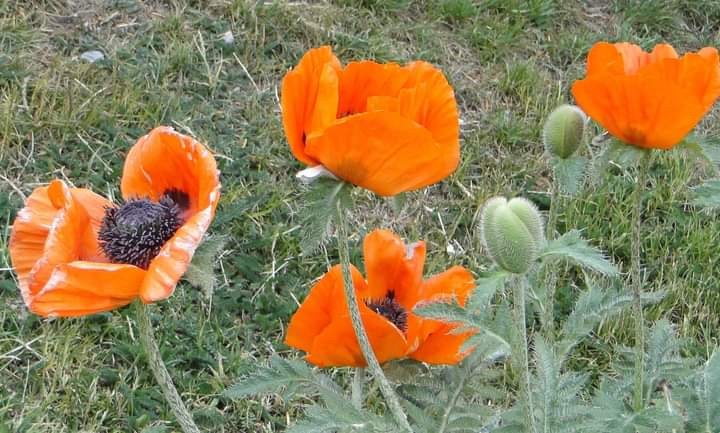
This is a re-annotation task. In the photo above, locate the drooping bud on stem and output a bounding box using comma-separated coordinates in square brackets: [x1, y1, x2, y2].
[543, 104, 586, 159]
[480, 197, 545, 274]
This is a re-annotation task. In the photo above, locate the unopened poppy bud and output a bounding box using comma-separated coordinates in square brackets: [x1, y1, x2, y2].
[543, 104, 586, 159]
[480, 197, 545, 274]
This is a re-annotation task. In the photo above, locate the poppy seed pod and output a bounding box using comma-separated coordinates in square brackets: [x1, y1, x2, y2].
[480, 197, 545, 274]
[543, 104, 586, 159]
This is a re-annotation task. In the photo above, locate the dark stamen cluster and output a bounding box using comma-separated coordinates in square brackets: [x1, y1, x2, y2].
[366, 290, 408, 332]
[98, 190, 189, 269]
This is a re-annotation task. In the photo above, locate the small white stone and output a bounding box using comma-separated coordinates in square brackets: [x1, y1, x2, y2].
[221, 30, 234, 45]
[80, 50, 105, 63]
[296, 165, 338, 184]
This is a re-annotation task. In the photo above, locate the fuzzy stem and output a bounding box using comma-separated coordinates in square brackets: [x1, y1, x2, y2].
[351, 367, 365, 410]
[335, 204, 413, 431]
[135, 301, 201, 433]
[631, 152, 651, 411]
[512, 276, 537, 433]
[542, 180, 561, 336]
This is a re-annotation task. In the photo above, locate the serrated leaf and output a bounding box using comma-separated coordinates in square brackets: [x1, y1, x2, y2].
[552, 155, 587, 196]
[591, 138, 648, 183]
[466, 271, 508, 311]
[184, 234, 228, 298]
[299, 179, 351, 254]
[680, 135, 720, 167]
[540, 230, 618, 276]
[223, 356, 342, 402]
[692, 179, 720, 212]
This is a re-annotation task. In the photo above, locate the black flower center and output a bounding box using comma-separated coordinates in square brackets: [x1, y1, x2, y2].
[98, 190, 189, 269]
[366, 290, 408, 332]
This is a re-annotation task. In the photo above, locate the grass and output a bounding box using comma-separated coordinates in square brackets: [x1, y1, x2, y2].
[1, 0, 719, 431]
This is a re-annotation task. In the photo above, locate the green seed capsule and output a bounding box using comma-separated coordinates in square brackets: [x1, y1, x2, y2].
[480, 197, 545, 274]
[543, 104, 586, 159]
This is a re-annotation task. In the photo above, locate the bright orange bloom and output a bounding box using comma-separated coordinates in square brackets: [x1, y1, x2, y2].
[281, 46, 460, 196]
[572, 42, 720, 150]
[9, 127, 221, 317]
[285, 229, 475, 367]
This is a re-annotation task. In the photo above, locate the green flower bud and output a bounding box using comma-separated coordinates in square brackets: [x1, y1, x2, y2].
[480, 197, 545, 274]
[543, 104, 586, 159]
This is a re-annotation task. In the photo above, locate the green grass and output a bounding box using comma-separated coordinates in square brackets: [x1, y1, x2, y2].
[1, 0, 719, 431]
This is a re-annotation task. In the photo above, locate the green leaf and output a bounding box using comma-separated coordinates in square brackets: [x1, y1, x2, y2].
[540, 230, 618, 276]
[184, 234, 228, 298]
[591, 137, 648, 182]
[679, 135, 720, 166]
[285, 404, 396, 433]
[466, 271, 508, 311]
[223, 356, 343, 402]
[551, 155, 587, 196]
[692, 179, 720, 212]
[299, 179, 351, 254]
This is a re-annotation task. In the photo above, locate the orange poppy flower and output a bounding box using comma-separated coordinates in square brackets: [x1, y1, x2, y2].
[281, 46, 460, 196]
[9, 126, 221, 317]
[572, 42, 720, 150]
[285, 229, 475, 367]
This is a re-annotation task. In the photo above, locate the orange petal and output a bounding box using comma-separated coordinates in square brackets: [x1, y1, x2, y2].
[361, 229, 425, 308]
[409, 324, 473, 365]
[337, 61, 409, 116]
[29, 261, 144, 317]
[140, 206, 213, 302]
[306, 305, 408, 367]
[406, 266, 475, 351]
[285, 265, 367, 353]
[281, 46, 342, 165]
[120, 126, 221, 217]
[9, 185, 60, 303]
[305, 111, 459, 196]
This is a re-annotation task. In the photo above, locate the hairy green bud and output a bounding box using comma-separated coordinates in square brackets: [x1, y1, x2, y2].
[543, 104, 586, 159]
[480, 197, 545, 274]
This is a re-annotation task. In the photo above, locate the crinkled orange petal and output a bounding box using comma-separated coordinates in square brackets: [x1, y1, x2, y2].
[10, 180, 112, 307]
[305, 111, 459, 196]
[120, 127, 220, 302]
[29, 262, 145, 317]
[337, 61, 409, 116]
[281, 46, 342, 165]
[406, 266, 475, 352]
[307, 305, 408, 367]
[361, 229, 425, 308]
[285, 265, 367, 353]
[409, 324, 474, 365]
[120, 126, 220, 216]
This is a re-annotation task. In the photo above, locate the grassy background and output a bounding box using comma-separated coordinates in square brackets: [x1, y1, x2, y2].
[1, 0, 719, 431]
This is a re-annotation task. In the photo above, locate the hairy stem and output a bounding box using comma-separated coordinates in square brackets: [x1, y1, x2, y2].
[437, 369, 468, 433]
[512, 276, 537, 433]
[351, 367, 365, 410]
[631, 152, 651, 410]
[135, 301, 201, 433]
[542, 180, 561, 337]
[335, 204, 413, 431]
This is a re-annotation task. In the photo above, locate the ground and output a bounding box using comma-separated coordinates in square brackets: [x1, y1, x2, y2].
[1, 1, 719, 432]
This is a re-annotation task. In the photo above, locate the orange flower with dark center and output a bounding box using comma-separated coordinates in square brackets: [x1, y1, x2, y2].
[9, 127, 221, 317]
[572, 42, 720, 150]
[285, 229, 475, 367]
[281, 46, 460, 196]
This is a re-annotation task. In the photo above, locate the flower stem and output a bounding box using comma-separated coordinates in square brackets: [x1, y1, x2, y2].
[631, 152, 651, 411]
[351, 367, 365, 410]
[542, 180, 561, 337]
[135, 301, 201, 433]
[335, 203, 412, 432]
[512, 275, 537, 433]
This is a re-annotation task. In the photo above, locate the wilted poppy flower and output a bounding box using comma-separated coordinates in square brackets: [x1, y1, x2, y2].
[572, 42, 720, 150]
[9, 127, 220, 317]
[281, 46, 460, 196]
[285, 229, 475, 367]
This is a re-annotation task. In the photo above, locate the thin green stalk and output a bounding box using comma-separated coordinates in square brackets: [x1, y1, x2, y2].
[437, 369, 468, 433]
[335, 203, 413, 432]
[631, 152, 651, 411]
[351, 367, 365, 410]
[542, 180, 561, 336]
[135, 301, 201, 433]
[512, 276, 537, 433]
